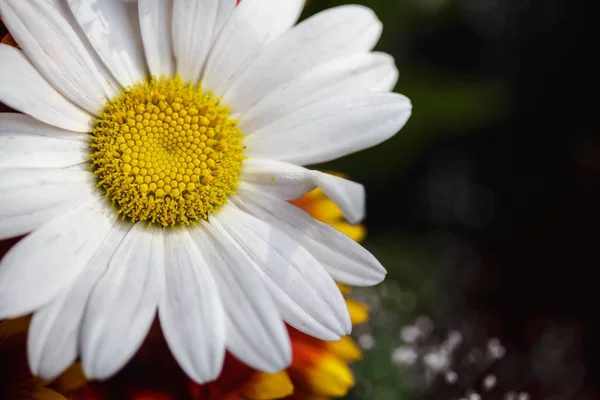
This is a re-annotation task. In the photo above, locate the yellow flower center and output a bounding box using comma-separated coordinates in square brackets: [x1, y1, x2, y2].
[90, 76, 244, 226]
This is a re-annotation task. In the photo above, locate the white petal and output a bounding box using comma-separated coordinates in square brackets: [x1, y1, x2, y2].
[211, 204, 351, 339]
[66, 163, 91, 171]
[68, 0, 148, 87]
[0, 45, 93, 132]
[0, 113, 88, 141]
[42, 0, 122, 91]
[190, 223, 291, 372]
[223, 5, 383, 114]
[235, 184, 386, 286]
[172, 0, 218, 84]
[0, 201, 112, 319]
[159, 229, 226, 383]
[240, 52, 398, 132]
[241, 158, 365, 223]
[0, 115, 88, 169]
[1, 0, 119, 114]
[245, 92, 412, 166]
[138, 0, 174, 77]
[0, 168, 98, 240]
[81, 223, 163, 380]
[27, 218, 129, 380]
[202, 0, 304, 97]
[214, 0, 236, 37]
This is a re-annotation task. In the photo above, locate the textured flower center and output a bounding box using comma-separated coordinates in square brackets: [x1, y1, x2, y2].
[90, 76, 244, 226]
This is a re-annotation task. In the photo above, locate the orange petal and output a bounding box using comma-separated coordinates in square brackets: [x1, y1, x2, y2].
[289, 341, 355, 398]
[286, 392, 330, 400]
[47, 363, 89, 395]
[29, 387, 68, 400]
[61, 382, 109, 400]
[1, 32, 19, 48]
[289, 191, 321, 216]
[0, 316, 31, 337]
[241, 371, 294, 400]
[193, 353, 257, 399]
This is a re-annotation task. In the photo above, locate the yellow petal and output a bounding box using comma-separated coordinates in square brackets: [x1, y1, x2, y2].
[291, 342, 355, 398]
[305, 355, 354, 397]
[332, 222, 366, 242]
[336, 283, 351, 296]
[309, 198, 344, 223]
[346, 298, 369, 326]
[242, 371, 294, 400]
[326, 336, 363, 362]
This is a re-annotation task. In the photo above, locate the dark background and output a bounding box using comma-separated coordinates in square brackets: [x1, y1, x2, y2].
[304, 0, 599, 399]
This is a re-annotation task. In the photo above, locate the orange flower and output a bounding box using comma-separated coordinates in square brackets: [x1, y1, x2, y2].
[291, 188, 366, 243]
[0, 317, 71, 399]
[241, 184, 370, 400]
[0, 181, 369, 400]
[0, 32, 18, 48]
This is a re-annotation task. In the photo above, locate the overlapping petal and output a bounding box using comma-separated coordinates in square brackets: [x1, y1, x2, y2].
[0, 0, 406, 390]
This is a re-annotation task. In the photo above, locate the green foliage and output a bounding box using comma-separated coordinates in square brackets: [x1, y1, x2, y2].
[347, 236, 445, 399]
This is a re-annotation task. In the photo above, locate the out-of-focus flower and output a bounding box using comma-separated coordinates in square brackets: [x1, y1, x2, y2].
[0, 181, 372, 399]
[0, 31, 18, 48]
[199, 186, 371, 399]
[291, 189, 367, 243]
[283, 304, 366, 399]
[0, 316, 72, 399]
[0, 0, 408, 384]
[284, 187, 370, 399]
[53, 323, 295, 400]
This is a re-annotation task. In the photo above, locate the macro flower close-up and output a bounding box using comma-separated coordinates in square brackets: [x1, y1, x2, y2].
[0, 0, 411, 389]
[0, 180, 373, 400]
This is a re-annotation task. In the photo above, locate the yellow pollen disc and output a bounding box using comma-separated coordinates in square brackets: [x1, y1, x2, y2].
[90, 76, 244, 226]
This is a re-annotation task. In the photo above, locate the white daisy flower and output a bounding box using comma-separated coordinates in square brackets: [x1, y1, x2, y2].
[0, 0, 411, 384]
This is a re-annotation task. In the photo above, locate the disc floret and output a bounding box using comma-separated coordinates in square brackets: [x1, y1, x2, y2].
[91, 76, 244, 226]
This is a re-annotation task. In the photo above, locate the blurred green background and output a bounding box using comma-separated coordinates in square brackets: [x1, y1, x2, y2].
[301, 1, 599, 399]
